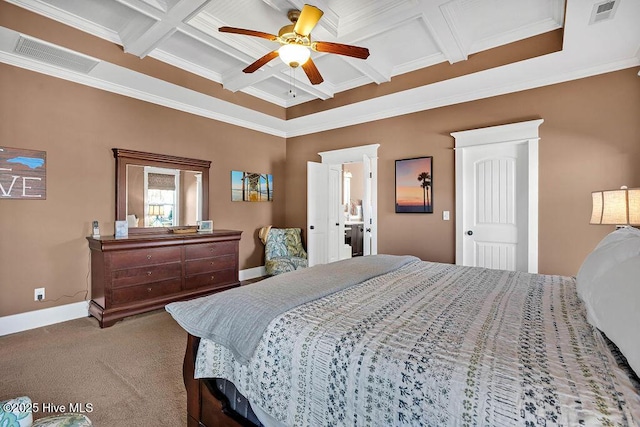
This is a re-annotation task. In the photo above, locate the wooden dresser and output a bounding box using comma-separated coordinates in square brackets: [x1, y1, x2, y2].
[86, 229, 242, 327]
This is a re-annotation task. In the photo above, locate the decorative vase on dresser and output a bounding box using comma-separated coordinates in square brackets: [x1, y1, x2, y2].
[86, 229, 242, 327]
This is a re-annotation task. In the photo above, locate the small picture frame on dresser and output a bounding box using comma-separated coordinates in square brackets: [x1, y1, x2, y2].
[198, 220, 213, 233]
[115, 220, 128, 238]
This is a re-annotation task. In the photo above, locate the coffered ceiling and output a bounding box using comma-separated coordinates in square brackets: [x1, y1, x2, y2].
[1, 0, 639, 137]
[3, 0, 567, 107]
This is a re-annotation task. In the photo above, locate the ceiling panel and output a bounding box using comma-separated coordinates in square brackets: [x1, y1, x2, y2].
[158, 30, 241, 79]
[365, 17, 442, 70]
[311, 54, 363, 85]
[39, 0, 147, 35]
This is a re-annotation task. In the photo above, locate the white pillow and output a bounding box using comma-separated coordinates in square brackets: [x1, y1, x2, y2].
[588, 255, 640, 376]
[576, 227, 640, 306]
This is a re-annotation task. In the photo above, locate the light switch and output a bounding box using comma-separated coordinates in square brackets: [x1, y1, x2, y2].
[443, 210, 450, 221]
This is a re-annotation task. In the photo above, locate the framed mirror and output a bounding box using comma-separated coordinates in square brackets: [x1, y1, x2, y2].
[114, 148, 210, 235]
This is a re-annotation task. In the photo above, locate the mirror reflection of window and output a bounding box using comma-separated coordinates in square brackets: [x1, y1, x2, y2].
[125, 164, 203, 228]
[144, 167, 179, 227]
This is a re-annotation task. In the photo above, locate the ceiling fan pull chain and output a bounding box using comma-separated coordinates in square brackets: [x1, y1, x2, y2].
[289, 67, 296, 98]
[293, 68, 297, 98]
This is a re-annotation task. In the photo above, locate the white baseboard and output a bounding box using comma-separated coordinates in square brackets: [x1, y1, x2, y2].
[0, 267, 266, 336]
[0, 301, 90, 337]
[239, 266, 266, 281]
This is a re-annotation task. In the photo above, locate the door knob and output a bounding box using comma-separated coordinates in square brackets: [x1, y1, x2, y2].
[336, 223, 339, 226]
[366, 228, 371, 232]
[310, 225, 315, 230]
[466, 230, 473, 236]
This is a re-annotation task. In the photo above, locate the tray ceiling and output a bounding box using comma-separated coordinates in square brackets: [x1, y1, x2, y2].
[1, 0, 639, 137]
[4, 0, 566, 107]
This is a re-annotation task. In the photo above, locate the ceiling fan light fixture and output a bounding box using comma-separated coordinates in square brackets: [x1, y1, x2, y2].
[278, 44, 310, 68]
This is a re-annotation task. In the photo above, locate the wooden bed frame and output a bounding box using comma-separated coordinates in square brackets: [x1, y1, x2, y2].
[184, 334, 258, 427]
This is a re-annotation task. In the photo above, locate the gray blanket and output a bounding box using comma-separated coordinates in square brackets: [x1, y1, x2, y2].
[166, 254, 419, 364]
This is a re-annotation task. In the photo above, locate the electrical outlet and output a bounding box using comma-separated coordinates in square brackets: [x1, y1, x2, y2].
[34, 287, 45, 302]
[443, 210, 450, 221]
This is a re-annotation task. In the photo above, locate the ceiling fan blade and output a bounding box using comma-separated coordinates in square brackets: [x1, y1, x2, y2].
[294, 4, 323, 36]
[243, 50, 279, 73]
[219, 26, 278, 42]
[312, 41, 370, 59]
[301, 58, 324, 85]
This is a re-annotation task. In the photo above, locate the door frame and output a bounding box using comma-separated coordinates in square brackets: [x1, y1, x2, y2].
[318, 143, 380, 256]
[452, 119, 543, 273]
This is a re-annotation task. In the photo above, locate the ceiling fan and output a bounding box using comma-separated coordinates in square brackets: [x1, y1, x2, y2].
[219, 4, 370, 85]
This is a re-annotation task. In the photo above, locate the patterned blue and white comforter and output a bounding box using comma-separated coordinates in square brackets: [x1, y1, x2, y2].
[195, 260, 640, 426]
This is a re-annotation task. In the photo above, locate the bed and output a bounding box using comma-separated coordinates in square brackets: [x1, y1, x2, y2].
[167, 227, 640, 427]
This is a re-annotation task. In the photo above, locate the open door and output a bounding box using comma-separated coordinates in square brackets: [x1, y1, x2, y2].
[362, 154, 377, 256]
[309, 144, 380, 265]
[327, 165, 342, 263]
[307, 161, 329, 267]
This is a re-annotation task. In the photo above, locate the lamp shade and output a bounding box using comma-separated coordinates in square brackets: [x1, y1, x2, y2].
[590, 187, 640, 225]
[278, 44, 310, 68]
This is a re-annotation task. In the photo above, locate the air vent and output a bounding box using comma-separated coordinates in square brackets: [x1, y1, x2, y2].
[589, 0, 619, 24]
[13, 35, 99, 74]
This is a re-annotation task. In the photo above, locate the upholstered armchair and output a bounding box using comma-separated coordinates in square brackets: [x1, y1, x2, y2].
[259, 226, 308, 276]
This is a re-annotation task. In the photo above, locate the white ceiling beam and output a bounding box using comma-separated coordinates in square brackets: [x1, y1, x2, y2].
[342, 58, 390, 84]
[118, 0, 210, 58]
[113, 0, 165, 18]
[417, 2, 468, 64]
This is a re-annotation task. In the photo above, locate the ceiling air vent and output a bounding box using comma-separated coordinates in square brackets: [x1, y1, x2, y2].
[589, 0, 619, 24]
[13, 35, 99, 74]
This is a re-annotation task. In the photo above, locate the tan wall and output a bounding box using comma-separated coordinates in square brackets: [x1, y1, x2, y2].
[0, 64, 286, 317]
[286, 67, 640, 276]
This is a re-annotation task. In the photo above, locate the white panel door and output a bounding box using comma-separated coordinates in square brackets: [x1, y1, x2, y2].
[462, 143, 527, 271]
[362, 154, 376, 256]
[327, 165, 342, 263]
[454, 119, 541, 273]
[307, 161, 329, 267]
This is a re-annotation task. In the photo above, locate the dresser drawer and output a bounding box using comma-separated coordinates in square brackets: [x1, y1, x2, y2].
[110, 246, 181, 270]
[185, 254, 236, 276]
[112, 278, 182, 305]
[185, 241, 236, 260]
[87, 229, 242, 327]
[184, 268, 237, 290]
[112, 262, 182, 288]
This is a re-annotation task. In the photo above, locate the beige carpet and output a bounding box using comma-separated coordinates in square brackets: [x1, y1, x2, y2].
[0, 309, 188, 426]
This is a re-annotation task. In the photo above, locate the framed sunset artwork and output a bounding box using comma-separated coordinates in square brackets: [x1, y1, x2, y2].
[395, 156, 433, 213]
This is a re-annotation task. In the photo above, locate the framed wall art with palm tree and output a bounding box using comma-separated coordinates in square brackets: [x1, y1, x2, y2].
[395, 156, 433, 213]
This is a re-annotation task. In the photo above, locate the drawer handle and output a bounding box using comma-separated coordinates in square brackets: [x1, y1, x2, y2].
[210, 275, 215, 281]
[147, 271, 152, 276]
[146, 254, 152, 259]
[147, 287, 152, 292]
[210, 261, 215, 266]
